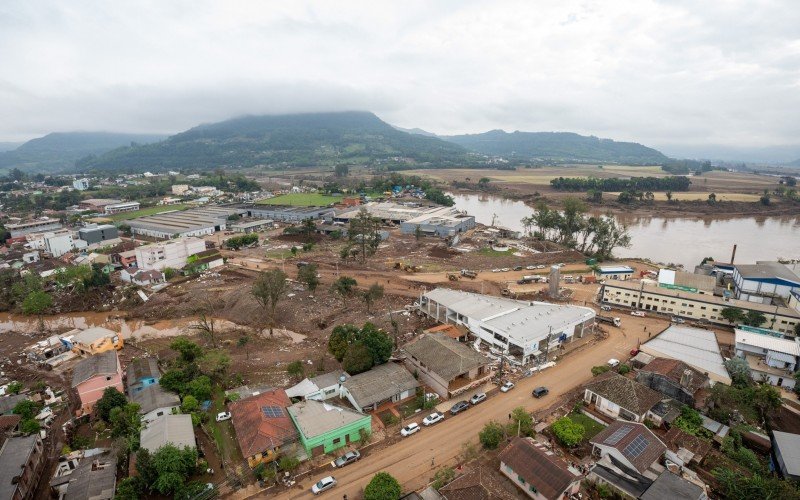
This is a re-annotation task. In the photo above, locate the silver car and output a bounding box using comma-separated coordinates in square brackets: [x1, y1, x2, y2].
[311, 476, 337, 495]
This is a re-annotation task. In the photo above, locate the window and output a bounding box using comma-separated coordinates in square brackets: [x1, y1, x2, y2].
[332, 437, 341, 445]
[106, 376, 112, 381]
[517, 475, 526, 484]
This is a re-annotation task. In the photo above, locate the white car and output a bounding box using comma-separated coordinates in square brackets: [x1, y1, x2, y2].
[215, 412, 232, 422]
[526, 265, 536, 270]
[401, 423, 421, 436]
[311, 476, 337, 495]
[501, 268, 511, 272]
[470, 392, 487, 405]
[537, 265, 546, 269]
[425, 392, 439, 401]
[500, 381, 515, 392]
[630, 311, 646, 317]
[492, 268, 502, 273]
[608, 358, 620, 367]
[422, 412, 444, 426]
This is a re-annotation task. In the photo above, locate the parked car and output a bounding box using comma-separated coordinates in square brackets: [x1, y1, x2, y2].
[401, 423, 421, 437]
[296, 261, 310, 268]
[450, 401, 470, 415]
[526, 265, 536, 270]
[672, 317, 686, 324]
[215, 412, 232, 422]
[600, 305, 612, 311]
[331, 451, 360, 468]
[608, 358, 620, 367]
[513, 266, 524, 271]
[532, 386, 549, 398]
[500, 381, 515, 392]
[311, 476, 337, 495]
[630, 311, 646, 317]
[501, 268, 511, 272]
[630, 348, 640, 356]
[536, 265, 546, 269]
[422, 412, 444, 426]
[492, 268, 502, 273]
[470, 392, 487, 405]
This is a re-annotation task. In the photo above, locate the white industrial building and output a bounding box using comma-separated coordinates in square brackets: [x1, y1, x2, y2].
[333, 202, 475, 238]
[639, 325, 731, 384]
[419, 288, 596, 365]
[72, 178, 90, 190]
[128, 206, 246, 239]
[7, 218, 63, 238]
[735, 327, 799, 388]
[134, 238, 206, 271]
[104, 201, 140, 214]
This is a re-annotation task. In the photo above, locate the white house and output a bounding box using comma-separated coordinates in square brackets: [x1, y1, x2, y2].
[583, 372, 663, 422]
[735, 327, 800, 388]
[43, 230, 75, 257]
[286, 371, 349, 401]
[130, 385, 180, 425]
[134, 238, 206, 271]
[72, 178, 90, 191]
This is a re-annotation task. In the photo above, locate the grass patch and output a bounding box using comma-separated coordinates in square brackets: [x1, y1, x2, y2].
[568, 412, 605, 440]
[256, 193, 343, 206]
[106, 204, 191, 221]
[379, 410, 399, 426]
[477, 247, 513, 257]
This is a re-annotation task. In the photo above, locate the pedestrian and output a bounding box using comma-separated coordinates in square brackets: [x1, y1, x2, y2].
[431, 457, 435, 467]
[508, 413, 511, 420]
[648, 331, 651, 338]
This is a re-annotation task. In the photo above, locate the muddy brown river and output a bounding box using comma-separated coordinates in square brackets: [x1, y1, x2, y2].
[450, 193, 800, 268]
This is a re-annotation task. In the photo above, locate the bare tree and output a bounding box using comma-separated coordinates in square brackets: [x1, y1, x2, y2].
[251, 269, 288, 336]
[362, 283, 384, 314]
[189, 312, 218, 348]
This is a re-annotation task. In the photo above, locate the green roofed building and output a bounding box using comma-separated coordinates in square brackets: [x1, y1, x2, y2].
[287, 399, 371, 457]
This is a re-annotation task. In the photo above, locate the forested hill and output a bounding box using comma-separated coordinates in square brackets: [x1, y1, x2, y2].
[442, 130, 668, 164]
[76, 111, 475, 172]
[0, 132, 166, 173]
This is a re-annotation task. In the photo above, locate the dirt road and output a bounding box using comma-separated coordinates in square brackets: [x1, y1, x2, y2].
[237, 315, 664, 500]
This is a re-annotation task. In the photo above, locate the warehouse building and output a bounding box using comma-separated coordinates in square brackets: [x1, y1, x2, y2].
[420, 288, 596, 365]
[639, 325, 730, 384]
[598, 265, 635, 280]
[231, 219, 274, 233]
[7, 218, 62, 238]
[79, 198, 122, 211]
[731, 261, 800, 304]
[239, 205, 334, 222]
[128, 206, 246, 238]
[78, 224, 119, 245]
[332, 202, 475, 237]
[600, 279, 800, 334]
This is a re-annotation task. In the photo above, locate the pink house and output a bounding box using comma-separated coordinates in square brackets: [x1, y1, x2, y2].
[71, 350, 124, 415]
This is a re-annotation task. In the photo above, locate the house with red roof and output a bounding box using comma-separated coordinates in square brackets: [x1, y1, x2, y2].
[228, 389, 298, 468]
[498, 437, 581, 499]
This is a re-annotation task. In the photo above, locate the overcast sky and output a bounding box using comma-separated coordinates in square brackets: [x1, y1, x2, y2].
[1, 1, 799, 153]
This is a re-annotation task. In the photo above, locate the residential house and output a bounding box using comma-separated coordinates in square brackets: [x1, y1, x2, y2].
[0, 435, 45, 500]
[67, 327, 123, 356]
[49, 449, 116, 500]
[286, 372, 349, 401]
[590, 420, 667, 475]
[120, 269, 165, 286]
[130, 385, 180, 425]
[636, 358, 710, 408]
[437, 468, 509, 499]
[182, 249, 224, 275]
[114, 249, 137, 268]
[71, 350, 124, 414]
[172, 184, 190, 196]
[735, 328, 799, 388]
[140, 414, 196, 453]
[72, 178, 90, 191]
[126, 358, 160, 394]
[287, 400, 372, 457]
[340, 363, 419, 412]
[402, 334, 491, 399]
[772, 431, 800, 480]
[663, 427, 712, 466]
[498, 437, 581, 500]
[0, 415, 21, 436]
[43, 230, 75, 257]
[229, 389, 298, 467]
[0, 394, 28, 415]
[422, 323, 469, 342]
[583, 372, 663, 422]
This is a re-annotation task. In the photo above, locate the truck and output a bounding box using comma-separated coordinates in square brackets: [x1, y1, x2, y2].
[580, 275, 598, 284]
[517, 275, 536, 284]
[460, 269, 477, 279]
[597, 316, 622, 327]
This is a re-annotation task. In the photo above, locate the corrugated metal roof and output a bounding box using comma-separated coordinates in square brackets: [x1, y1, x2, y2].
[140, 414, 195, 453]
[641, 326, 729, 382]
[772, 431, 800, 476]
[735, 329, 800, 356]
[288, 400, 368, 439]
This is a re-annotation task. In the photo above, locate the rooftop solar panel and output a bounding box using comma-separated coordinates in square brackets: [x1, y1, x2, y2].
[604, 425, 632, 445]
[623, 434, 649, 458]
[261, 405, 283, 418]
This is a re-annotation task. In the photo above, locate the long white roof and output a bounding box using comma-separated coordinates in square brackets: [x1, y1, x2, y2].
[735, 329, 800, 356]
[642, 325, 729, 382]
[424, 288, 595, 344]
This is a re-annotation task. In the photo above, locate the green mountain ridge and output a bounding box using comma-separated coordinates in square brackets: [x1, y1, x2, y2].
[0, 132, 166, 173]
[442, 129, 668, 164]
[77, 112, 473, 172]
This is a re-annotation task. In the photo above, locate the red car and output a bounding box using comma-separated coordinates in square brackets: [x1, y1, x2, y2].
[630, 348, 640, 356]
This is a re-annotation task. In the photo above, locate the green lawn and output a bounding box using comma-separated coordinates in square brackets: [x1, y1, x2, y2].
[568, 412, 606, 440]
[106, 203, 191, 221]
[256, 193, 343, 206]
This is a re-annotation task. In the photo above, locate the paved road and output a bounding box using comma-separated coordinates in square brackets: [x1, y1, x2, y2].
[258, 315, 663, 500]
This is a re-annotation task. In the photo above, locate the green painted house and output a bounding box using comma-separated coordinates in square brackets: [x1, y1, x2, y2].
[287, 399, 371, 457]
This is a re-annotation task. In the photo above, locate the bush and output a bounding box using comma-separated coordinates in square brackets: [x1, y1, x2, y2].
[618, 364, 631, 375]
[342, 343, 374, 375]
[591, 365, 610, 376]
[96, 387, 127, 422]
[432, 467, 455, 489]
[479, 421, 505, 450]
[364, 472, 401, 500]
[278, 456, 300, 471]
[552, 417, 585, 446]
[7, 381, 23, 394]
[286, 361, 304, 379]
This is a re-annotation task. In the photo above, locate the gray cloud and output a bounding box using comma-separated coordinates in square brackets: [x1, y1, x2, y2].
[0, 0, 798, 151]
